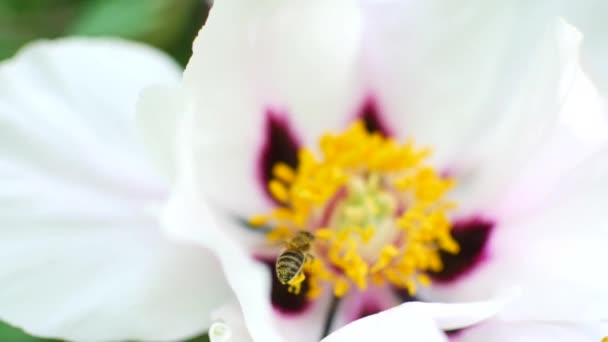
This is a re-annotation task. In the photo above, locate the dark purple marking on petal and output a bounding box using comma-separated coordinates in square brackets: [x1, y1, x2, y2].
[446, 328, 466, 340]
[394, 287, 418, 304]
[430, 217, 494, 283]
[357, 98, 392, 137]
[258, 111, 301, 203]
[356, 304, 383, 320]
[259, 258, 311, 315]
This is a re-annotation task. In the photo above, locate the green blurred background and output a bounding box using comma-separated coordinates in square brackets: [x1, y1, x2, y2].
[0, 0, 209, 66]
[0, 0, 210, 340]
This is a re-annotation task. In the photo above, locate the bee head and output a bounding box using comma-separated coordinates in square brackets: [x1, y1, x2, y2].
[298, 230, 315, 241]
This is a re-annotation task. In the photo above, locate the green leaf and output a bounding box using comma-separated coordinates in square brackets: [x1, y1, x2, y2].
[68, 0, 207, 65]
[0, 0, 83, 60]
[183, 333, 211, 342]
[0, 321, 59, 342]
[0, 319, 210, 342]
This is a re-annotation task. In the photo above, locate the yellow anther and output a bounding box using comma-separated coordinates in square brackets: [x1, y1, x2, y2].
[417, 273, 431, 286]
[273, 163, 296, 183]
[371, 272, 385, 285]
[268, 180, 289, 203]
[371, 245, 399, 273]
[405, 279, 417, 296]
[248, 214, 267, 227]
[440, 236, 460, 254]
[334, 278, 350, 297]
[357, 226, 376, 243]
[315, 228, 333, 240]
[306, 278, 323, 300]
[266, 226, 291, 242]
[270, 208, 292, 220]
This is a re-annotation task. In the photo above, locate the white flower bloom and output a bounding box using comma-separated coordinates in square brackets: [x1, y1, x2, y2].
[0, 1, 607, 342]
[0, 38, 235, 341]
[152, 0, 608, 341]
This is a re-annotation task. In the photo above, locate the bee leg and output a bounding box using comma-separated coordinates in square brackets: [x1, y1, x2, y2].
[305, 253, 315, 264]
[288, 271, 306, 295]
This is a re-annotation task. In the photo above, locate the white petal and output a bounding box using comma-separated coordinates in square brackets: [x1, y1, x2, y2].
[363, 2, 580, 215]
[563, 1, 608, 95]
[165, 186, 343, 342]
[457, 320, 608, 342]
[162, 188, 284, 342]
[0, 38, 232, 341]
[136, 84, 186, 180]
[427, 147, 608, 320]
[183, 0, 363, 216]
[491, 54, 608, 221]
[322, 308, 447, 342]
[323, 295, 512, 342]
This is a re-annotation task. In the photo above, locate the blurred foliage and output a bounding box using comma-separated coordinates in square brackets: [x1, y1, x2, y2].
[0, 323, 60, 342]
[0, 0, 210, 340]
[0, 322, 210, 342]
[0, 0, 209, 66]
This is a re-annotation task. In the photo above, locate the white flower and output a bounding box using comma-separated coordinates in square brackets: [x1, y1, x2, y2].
[155, 0, 608, 341]
[0, 1, 607, 342]
[0, 38, 234, 341]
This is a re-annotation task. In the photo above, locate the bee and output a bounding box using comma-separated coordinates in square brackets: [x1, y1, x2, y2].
[276, 230, 315, 286]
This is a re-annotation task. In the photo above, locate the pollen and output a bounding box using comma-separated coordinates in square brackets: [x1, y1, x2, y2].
[252, 121, 459, 299]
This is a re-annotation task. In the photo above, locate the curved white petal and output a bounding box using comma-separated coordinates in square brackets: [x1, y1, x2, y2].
[322, 308, 447, 342]
[363, 2, 581, 215]
[0, 38, 232, 341]
[165, 184, 341, 342]
[322, 295, 513, 342]
[563, 1, 608, 95]
[183, 0, 363, 216]
[491, 54, 608, 221]
[427, 147, 608, 320]
[456, 320, 608, 342]
[162, 187, 282, 342]
[136, 84, 186, 180]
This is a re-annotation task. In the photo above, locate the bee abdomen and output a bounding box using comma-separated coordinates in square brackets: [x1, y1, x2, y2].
[276, 251, 305, 284]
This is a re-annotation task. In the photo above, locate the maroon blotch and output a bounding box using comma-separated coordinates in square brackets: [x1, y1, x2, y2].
[358, 99, 392, 137]
[394, 287, 417, 304]
[259, 259, 311, 315]
[356, 304, 383, 320]
[258, 112, 300, 203]
[430, 217, 494, 283]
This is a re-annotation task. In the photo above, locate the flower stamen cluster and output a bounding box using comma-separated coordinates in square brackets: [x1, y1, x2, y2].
[251, 121, 459, 298]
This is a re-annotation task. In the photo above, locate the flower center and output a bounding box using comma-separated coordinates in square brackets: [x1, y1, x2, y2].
[250, 121, 459, 299]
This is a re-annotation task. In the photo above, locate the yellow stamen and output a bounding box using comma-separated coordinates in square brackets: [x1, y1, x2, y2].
[334, 278, 350, 297]
[273, 163, 296, 183]
[268, 180, 289, 203]
[266, 226, 291, 242]
[248, 214, 267, 227]
[250, 120, 459, 299]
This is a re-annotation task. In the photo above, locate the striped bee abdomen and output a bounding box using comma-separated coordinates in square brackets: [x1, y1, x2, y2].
[276, 250, 305, 284]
